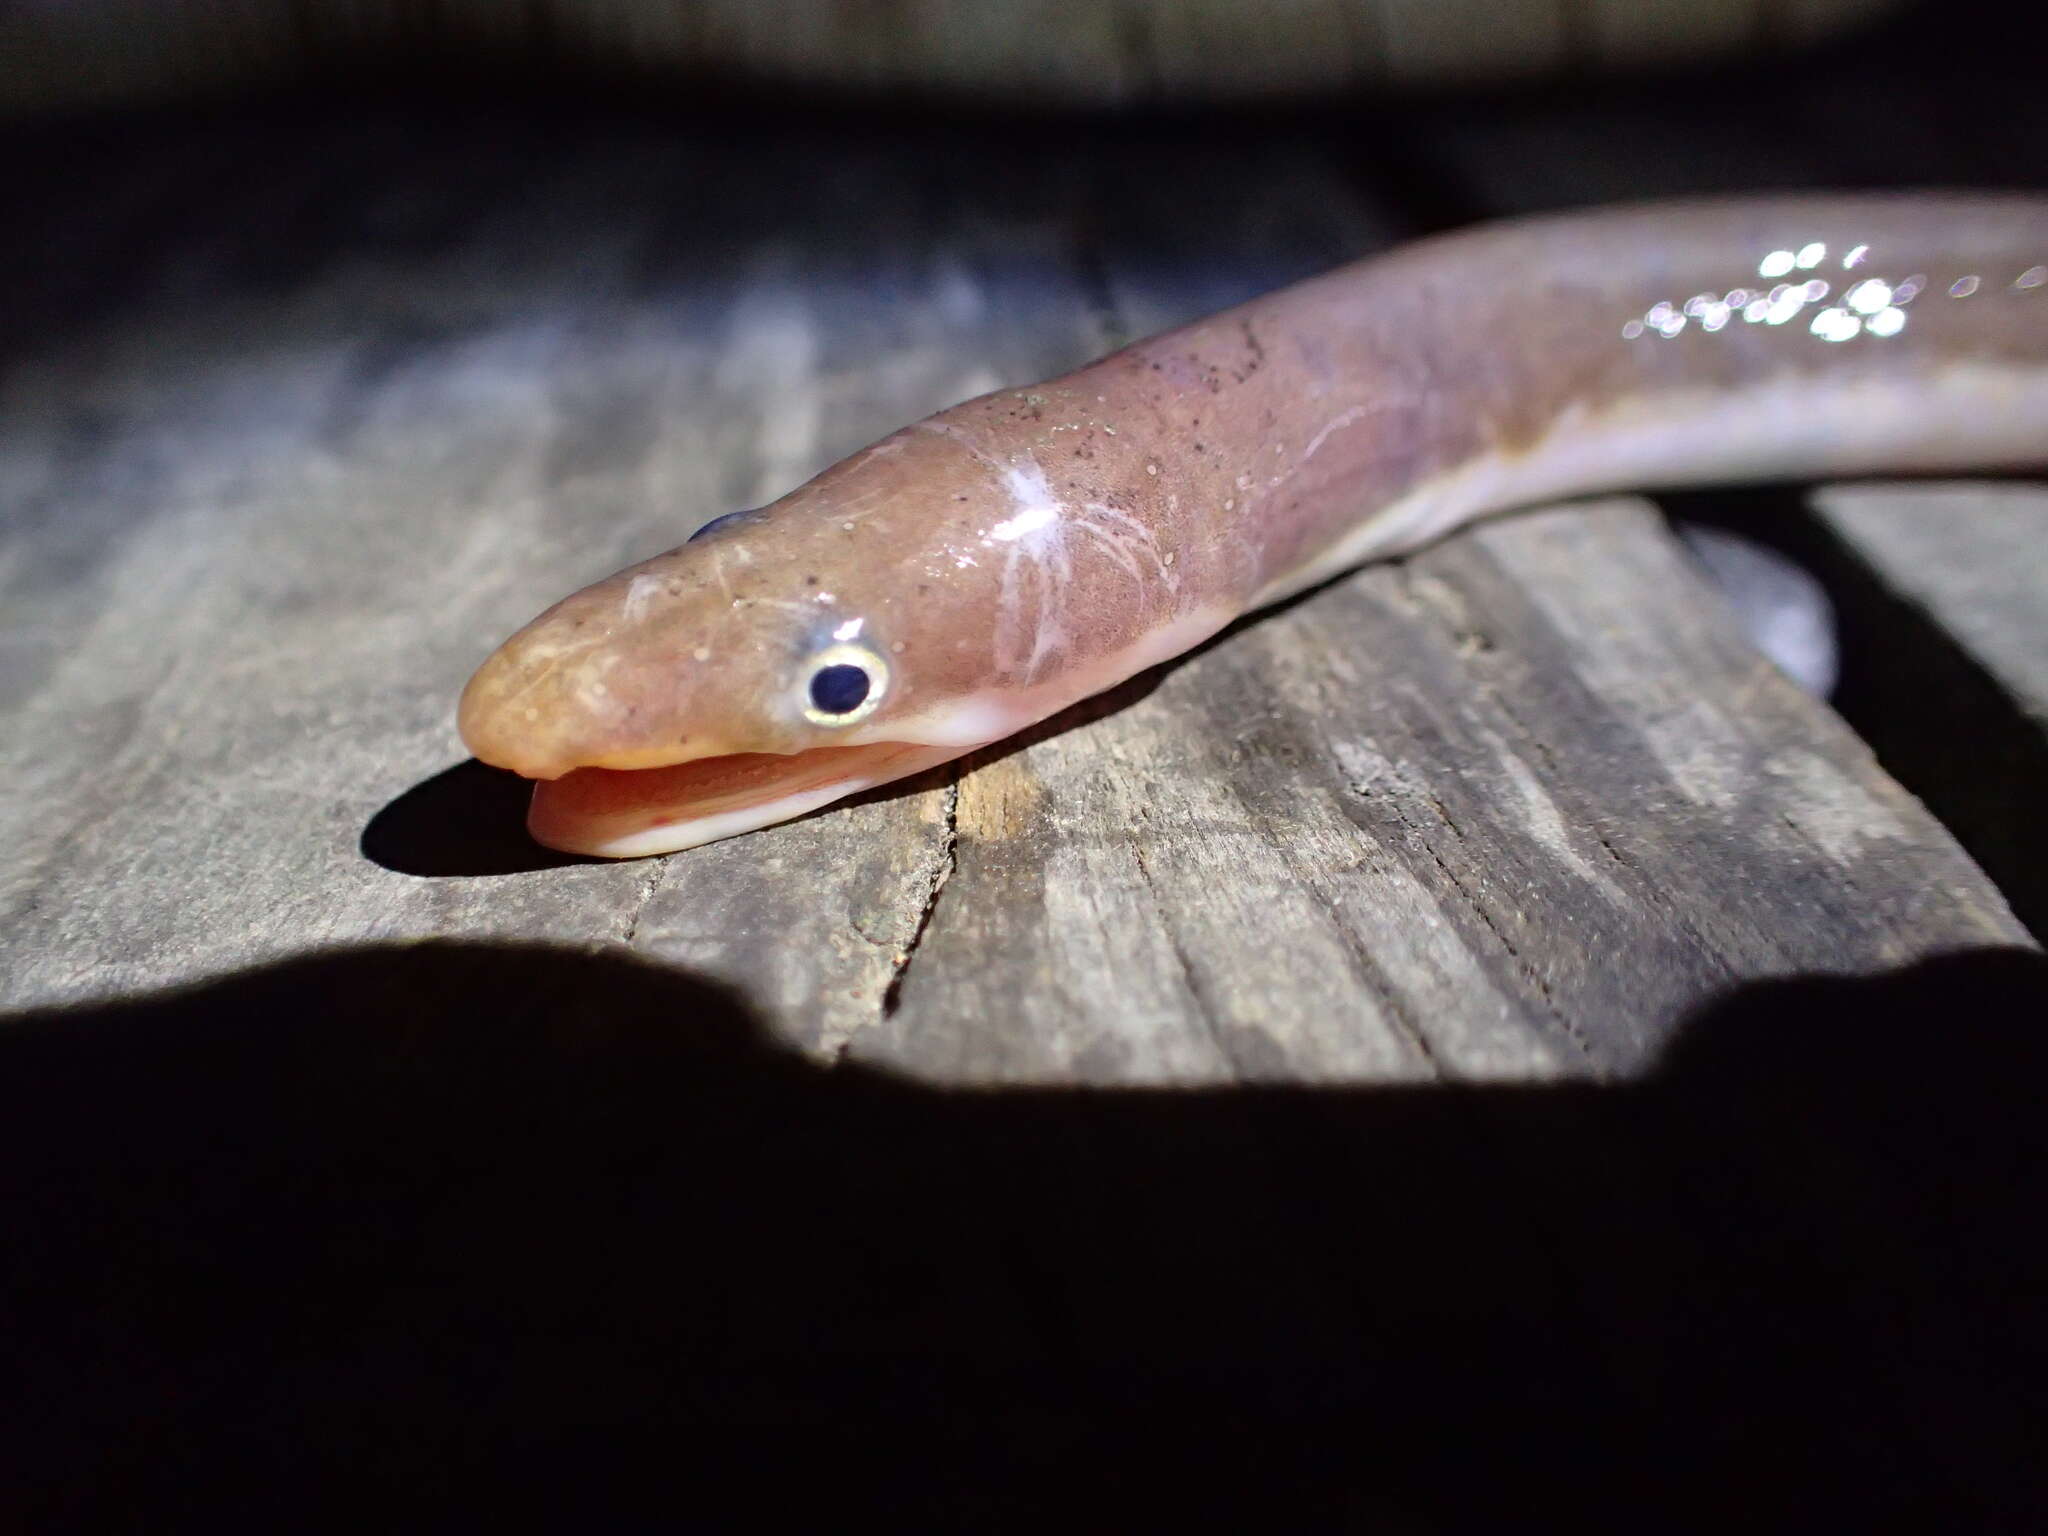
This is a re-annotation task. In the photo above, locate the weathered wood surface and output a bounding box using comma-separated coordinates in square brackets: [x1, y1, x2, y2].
[2, 101, 2038, 1084]
[0, 0, 1901, 116]
[1402, 62, 2048, 944]
[1792, 484, 2048, 936]
[1812, 484, 2048, 746]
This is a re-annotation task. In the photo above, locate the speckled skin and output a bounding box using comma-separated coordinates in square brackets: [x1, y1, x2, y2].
[458, 193, 2048, 853]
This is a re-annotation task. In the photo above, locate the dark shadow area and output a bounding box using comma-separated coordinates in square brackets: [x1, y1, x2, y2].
[1337, 0, 2048, 236]
[363, 758, 602, 876]
[6, 1, 2048, 375]
[4, 942, 2045, 1527]
[12, 0, 2044, 136]
[1665, 482, 2048, 941]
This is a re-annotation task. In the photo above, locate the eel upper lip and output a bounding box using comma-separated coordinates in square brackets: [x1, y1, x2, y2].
[466, 727, 761, 782]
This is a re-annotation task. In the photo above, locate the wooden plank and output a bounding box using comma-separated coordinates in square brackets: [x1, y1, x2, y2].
[1793, 483, 2048, 937]
[1408, 70, 2048, 945]
[860, 497, 2025, 1082]
[0, 105, 2031, 1088]
[1809, 484, 2048, 743]
[849, 129, 2032, 1081]
[0, 118, 1111, 1057]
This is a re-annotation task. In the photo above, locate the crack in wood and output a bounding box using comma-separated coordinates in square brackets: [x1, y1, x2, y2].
[618, 859, 668, 947]
[1365, 779, 1596, 1065]
[1486, 688, 1565, 779]
[1126, 832, 1231, 1061]
[877, 775, 960, 1025]
[1288, 855, 1444, 1078]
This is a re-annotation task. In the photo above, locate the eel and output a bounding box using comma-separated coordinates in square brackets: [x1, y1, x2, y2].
[457, 193, 2048, 857]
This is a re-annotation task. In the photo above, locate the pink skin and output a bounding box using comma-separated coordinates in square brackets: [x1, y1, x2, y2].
[458, 193, 2048, 856]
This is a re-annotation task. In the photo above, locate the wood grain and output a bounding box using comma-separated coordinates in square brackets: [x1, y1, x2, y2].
[1797, 483, 2048, 937]
[0, 0, 1905, 115]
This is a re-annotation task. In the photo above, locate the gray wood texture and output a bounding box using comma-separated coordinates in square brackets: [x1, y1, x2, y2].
[0, 104, 2038, 1084]
[0, 0, 1902, 115]
[1789, 484, 2048, 937]
[1814, 485, 2048, 738]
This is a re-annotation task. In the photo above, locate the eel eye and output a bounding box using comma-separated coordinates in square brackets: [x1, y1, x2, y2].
[801, 642, 889, 726]
[811, 664, 869, 714]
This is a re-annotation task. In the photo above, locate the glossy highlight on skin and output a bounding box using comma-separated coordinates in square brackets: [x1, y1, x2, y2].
[457, 193, 2048, 858]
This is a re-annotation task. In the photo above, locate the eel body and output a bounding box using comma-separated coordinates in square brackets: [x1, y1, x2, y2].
[458, 194, 2048, 857]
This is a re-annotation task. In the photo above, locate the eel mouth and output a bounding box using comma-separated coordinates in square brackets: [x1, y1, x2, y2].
[525, 740, 965, 857]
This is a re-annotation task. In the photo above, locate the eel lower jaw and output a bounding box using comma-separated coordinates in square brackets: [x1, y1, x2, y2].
[524, 740, 969, 857]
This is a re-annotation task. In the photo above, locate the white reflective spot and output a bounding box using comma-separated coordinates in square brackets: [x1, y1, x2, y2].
[2018, 265, 2047, 290]
[1865, 306, 1907, 337]
[1621, 319, 1646, 339]
[1795, 242, 1827, 269]
[990, 503, 1057, 541]
[1725, 288, 1753, 307]
[1893, 274, 1926, 303]
[1800, 279, 1830, 302]
[1764, 290, 1807, 325]
[1699, 301, 1732, 332]
[1810, 307, 1861, 343]
[1843, 244, 1869, 269]
[832, 617, 865, 641]
[1759, 250, 1796, 278]
[1743, 298, 1772, 324]
[1656, 313, 1687, 338]
[1683, 293, 1717, 316]
[1846, 279, 1893, 314]
[1646, 301, 1676, 324]
[622, 573, 664, 622]
[1950, 275, 1980, 298]
[993, 461, 1063, 542]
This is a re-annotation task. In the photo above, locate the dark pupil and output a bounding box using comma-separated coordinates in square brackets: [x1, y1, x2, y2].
[809, 663, 871, 715]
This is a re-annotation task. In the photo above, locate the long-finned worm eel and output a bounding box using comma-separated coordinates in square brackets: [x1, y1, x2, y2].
[458, 194, 2048, 857]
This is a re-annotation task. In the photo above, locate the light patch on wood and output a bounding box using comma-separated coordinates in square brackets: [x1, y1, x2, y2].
[1762, 748, 1912, 865]
[1480, 728, 1629, 906]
